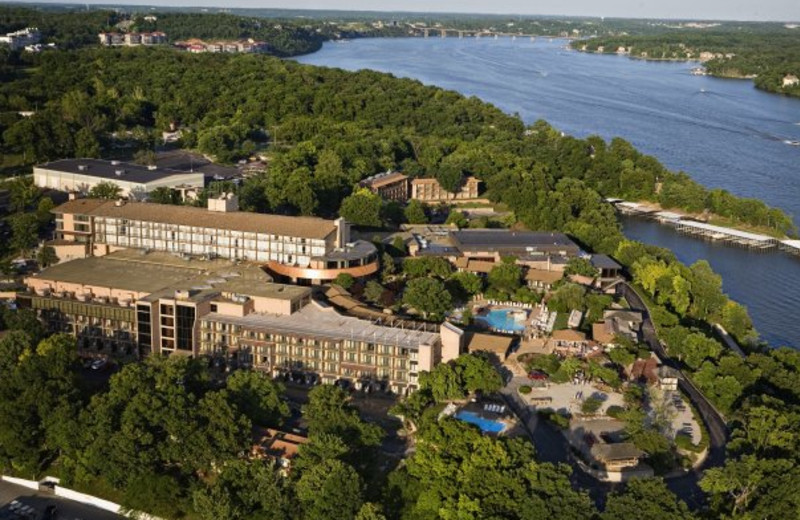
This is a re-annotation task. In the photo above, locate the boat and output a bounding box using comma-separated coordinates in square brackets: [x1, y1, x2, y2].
[783, 139, 800, 146]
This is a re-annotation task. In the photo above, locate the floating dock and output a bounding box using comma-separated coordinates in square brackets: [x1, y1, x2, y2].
[607, 199, 785, 252]
[672, 221, 778, 250]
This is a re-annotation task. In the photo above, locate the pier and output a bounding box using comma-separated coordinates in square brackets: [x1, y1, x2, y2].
[606, 199, 783, 251]
[672, 220, 778, 250]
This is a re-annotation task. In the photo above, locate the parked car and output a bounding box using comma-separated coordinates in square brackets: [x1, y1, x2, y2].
[90, 358, 108, 371]
[527, 370, 548, 381]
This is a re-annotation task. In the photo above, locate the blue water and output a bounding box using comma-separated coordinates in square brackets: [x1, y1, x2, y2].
[476, 308, 527, 332]
[298, 38, 800, 348]
[455, 411, 505, 433]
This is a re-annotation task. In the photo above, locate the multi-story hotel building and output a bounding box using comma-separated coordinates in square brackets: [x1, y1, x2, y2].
[51, 196, 379, 284]
[20, 253, 461, 394]
[359, 171, 410, 202]
[411, 176, 481, 201]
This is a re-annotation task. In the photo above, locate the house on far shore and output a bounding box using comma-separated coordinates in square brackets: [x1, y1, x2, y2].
[783, 74, 799, 88]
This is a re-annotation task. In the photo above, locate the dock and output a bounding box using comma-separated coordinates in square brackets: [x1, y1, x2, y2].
[672, 221, 778, 250]
[606, 199, 783, 252]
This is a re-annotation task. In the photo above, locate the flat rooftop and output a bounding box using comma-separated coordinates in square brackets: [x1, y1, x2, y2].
[35, 158, 201, 184]
[451, 230, 579, 251]
[27, 256, 202, 294]
[206, 301, 440, 350]
[26, 253, 306, 301]
[53, 199, 338, 240]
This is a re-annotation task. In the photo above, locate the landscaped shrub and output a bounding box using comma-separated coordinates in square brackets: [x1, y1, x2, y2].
[606, 405, 626, 419]
[537, 408, 571, 429]
[581, 396, 603, 415]
[519, 385, 532, 395]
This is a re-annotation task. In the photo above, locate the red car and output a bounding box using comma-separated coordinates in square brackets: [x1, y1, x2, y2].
[527, 371, 548, 381]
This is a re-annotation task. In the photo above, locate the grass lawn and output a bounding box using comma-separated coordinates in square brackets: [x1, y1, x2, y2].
[553, 312, 569, 330]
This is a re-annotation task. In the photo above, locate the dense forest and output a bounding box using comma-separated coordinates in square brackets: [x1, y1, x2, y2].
[573, 28, 800, 97]
[1, 10, 800, 518]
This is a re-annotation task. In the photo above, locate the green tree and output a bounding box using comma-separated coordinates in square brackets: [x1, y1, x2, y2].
[36, 245, 59, 268]
[225, 370, 289, 427]
[565, 257, 598, 277]
[445, 210, 468, 228]
[334, 272, 355, 290]
[9, 213, 39, 254]
[297, 459, 363, 520]
[35, 197, 55, 227]
[487, 261, 522, 294]
[449, 271, 484, 297]
[403, 277, 453, 319]
[88, 181, 122, 199]
[148, 187, 179, 205]
[404, 200, 428, 224]
[340, 188, 383, 227]
[364, 280, 385, 304]
[602, 478, 695, 520]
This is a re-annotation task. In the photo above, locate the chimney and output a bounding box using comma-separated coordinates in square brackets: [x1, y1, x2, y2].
[207, 193, 239, 212]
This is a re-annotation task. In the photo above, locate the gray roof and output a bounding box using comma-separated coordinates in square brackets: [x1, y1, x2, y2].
[35, 158, 199, 184]
[590, 254, 622, 270]
[205, 301, 440, 350]
[451, 230, 579, 253]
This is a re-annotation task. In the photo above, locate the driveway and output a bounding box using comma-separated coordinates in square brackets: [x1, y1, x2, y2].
[0, 481, 124, 520]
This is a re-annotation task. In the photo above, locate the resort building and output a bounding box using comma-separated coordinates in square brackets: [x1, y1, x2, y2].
[51, 195, 379, 285]
[33, 159, 204, 199]
[449, 229, 581, 261]
[525, 269, 564, 291]
[359, 171, 410, 202]
[176, 38, 269, 53]
[98, 32, 167, 46]
[19, 253, 460, 394]
[411, 176, 481, 201]
[590, 443, 644, 472]
[0, 28, 40, 50]
[592, 309, 644, 345]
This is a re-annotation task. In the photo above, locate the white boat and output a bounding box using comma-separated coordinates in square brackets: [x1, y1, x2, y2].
[783, 139, 800, 146]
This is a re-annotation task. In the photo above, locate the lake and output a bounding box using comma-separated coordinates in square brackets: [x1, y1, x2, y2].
[297, 37, 800, 348]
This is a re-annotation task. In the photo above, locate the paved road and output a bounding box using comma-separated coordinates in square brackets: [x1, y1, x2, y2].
[620, 283, 728, 506]
[0, 481, 123, 520]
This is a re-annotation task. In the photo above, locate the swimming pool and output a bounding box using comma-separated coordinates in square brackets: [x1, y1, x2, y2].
[455, 411, 505, 433]
[476, 308, 528, 332]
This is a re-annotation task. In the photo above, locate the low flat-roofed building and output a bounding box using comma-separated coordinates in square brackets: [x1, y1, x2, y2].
[525, 268, 564, 290]
[411, 176, 481, 201]
[450, 229, 581, 260]
[34, 158, 204, 199]
[590, 442, 644, 471]
[51, 196, 379, 285]
[464, 332, 515, 361]
[359, 172, 410, 202]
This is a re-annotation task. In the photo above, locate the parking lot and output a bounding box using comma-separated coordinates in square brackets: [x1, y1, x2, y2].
[0, 481, 123, 520]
